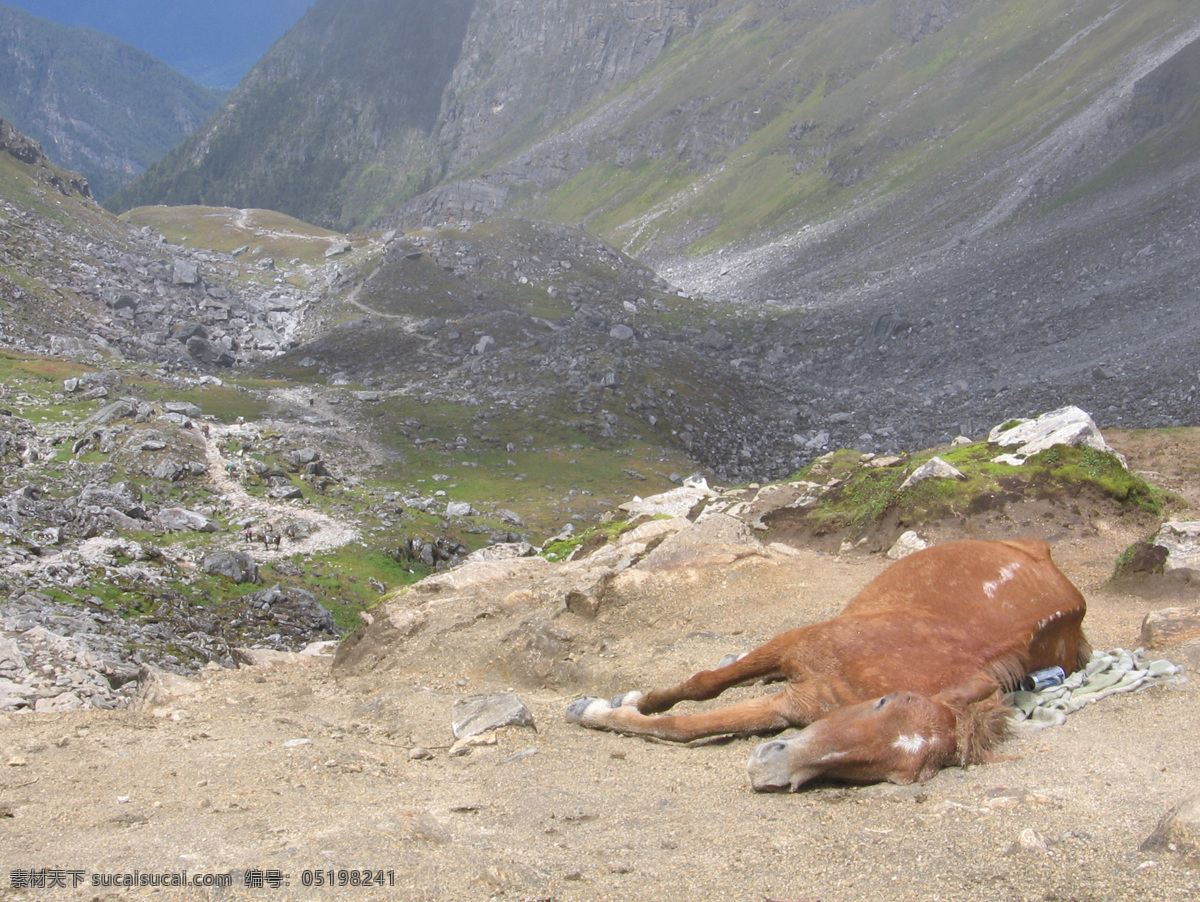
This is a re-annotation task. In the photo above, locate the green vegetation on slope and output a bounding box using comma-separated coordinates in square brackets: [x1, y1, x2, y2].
[776, 439, 1168, 546]
[517, 0, 1198, 258]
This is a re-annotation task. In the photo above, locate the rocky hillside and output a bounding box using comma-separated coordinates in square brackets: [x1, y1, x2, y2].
[102, 1, 1200, 460]
[5, 102, 1198, 483]
[111, 0, 1199, 273]
[0, 2, 222, 199]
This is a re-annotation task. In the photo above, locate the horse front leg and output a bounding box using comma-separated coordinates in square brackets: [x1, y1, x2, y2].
[565, 688, 803, 743]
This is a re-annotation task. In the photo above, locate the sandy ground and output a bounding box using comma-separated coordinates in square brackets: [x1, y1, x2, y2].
[1, 437, 1198, 902]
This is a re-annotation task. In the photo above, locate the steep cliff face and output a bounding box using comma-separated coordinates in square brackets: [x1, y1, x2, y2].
[437, 0, 710, 171]
[0, 3, 222, 200]
[112, 0, 713, 230]
[391, 0, 715, 225]
[109, 0, 477, 228]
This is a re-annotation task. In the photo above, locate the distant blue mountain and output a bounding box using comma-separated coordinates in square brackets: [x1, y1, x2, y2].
[0, 3, 225, 198]
[2, 0, 315, 88]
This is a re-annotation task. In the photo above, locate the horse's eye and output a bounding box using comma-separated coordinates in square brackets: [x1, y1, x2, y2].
[874, 695, 889, 710]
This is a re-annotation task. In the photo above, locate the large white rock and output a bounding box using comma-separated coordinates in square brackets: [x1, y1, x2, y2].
[1151, 521, 1200, 571]
[154, 507, 219, 532]
[619, 476, 716, 519]
[987, 406, 1125, 467]
[899, 456, 965, 489]
[887, 530, 929, 560]
[464, 542, 536, 563]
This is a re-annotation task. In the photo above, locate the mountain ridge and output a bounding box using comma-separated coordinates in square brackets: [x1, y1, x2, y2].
[1, 0, 315, 88]
[0, 2, 223, 200]
[109, 0, 1200, 305]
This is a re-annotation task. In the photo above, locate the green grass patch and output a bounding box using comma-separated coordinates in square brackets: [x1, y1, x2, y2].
[542, 516, 638, 562]
[786, 439, 1165, 541]
[0, 349, 91, 391]
[290, 547, 427, 633]
[799, 459, 909, 534]
[1030, 444, 1165, 513]
[136, 381, 270, 423]
[122, 205, 350, 266]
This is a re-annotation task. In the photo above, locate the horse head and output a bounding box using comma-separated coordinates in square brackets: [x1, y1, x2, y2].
[747, 679, 1006, 792]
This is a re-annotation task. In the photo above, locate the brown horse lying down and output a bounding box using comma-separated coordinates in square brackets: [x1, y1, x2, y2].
[565, 539, 1090, 791]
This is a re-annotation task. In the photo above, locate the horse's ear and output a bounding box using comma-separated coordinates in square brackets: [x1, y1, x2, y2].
[932, 676, 1001, 711]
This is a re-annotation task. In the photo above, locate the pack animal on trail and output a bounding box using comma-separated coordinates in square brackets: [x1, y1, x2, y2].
[565, 539, 1090, 791]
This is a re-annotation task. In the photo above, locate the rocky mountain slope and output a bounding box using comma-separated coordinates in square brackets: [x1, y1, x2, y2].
[112, 0, 1200, 274]
[5, 101, 1198, 479]
[0, 2, 223, 199]
[103, 0, 1200, 462]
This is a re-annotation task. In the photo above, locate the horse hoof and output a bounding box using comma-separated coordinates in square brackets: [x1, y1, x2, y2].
[565, 697, 606, 724]
[610, 691, 644, 709]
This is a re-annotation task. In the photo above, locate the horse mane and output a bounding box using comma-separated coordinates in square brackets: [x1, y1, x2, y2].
[951, 623, 1093, 768]
[983, 650, 1028, 693]
[955, 693, 1011, 767]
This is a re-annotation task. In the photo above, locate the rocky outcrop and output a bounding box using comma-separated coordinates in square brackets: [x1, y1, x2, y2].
[0, 625, 139, 713]
[0, 118, 90, 198]
[333, 479, 775, 689]
[989, 407, 1126, 467]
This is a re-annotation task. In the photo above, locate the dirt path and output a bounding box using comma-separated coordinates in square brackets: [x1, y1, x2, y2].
[339, 260, 421, 327]
[231, 210, 340, 247]
[200, 422, 360, 560]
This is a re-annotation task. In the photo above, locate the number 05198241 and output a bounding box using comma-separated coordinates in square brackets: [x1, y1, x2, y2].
[300, 870, 395, 888]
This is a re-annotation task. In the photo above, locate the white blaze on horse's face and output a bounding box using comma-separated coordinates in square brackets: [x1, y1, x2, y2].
[746, 691, 957, 792]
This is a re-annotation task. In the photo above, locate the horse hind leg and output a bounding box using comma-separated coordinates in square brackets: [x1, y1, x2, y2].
[603, 633, 797, 717]
[633, 642, 792, 714]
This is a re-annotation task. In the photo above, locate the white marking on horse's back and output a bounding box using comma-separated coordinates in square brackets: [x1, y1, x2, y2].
[892, 734, 928, 755]
[983, 561, 1023, 599]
